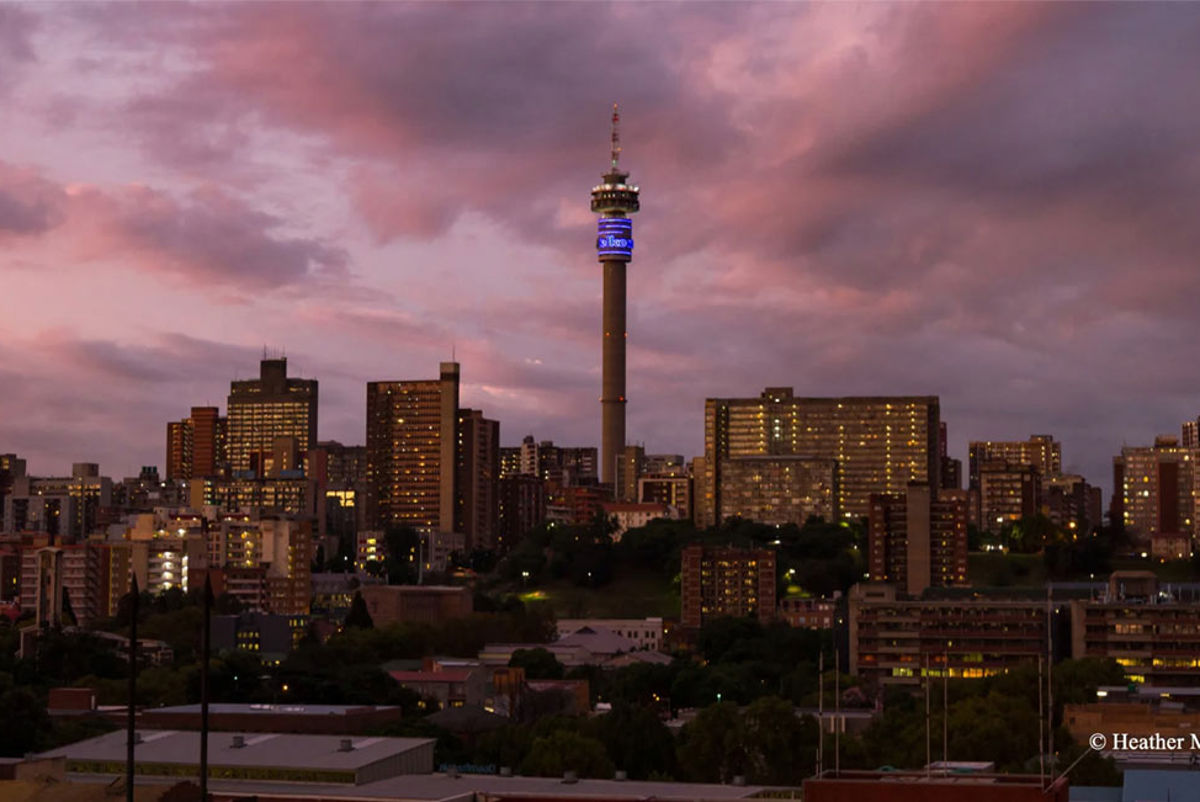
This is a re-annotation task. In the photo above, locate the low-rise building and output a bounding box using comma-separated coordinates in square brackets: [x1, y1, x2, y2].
[37, 730, 434, 786]
[140, 703, 403, 735]
[556, 617, 663, 651]
[358, 585, 472, 627]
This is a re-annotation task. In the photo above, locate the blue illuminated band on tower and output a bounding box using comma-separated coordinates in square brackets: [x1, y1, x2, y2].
[596, 218, 634, 260]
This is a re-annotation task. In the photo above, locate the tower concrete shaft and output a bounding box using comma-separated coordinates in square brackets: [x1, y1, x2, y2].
[601, 260, 627, 487]
[591, 105, 639, 488]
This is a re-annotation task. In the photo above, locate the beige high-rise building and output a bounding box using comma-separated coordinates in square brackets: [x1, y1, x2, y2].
[699, 389, 940, 525]
[716, 455, 836, 526]
[226, 359, 317, 478]
[967, 435, 1061, 489]
[1113, 436, 1194, 545]
[365, 362, 460, 533]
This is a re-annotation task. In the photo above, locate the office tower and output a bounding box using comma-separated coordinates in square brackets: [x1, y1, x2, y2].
[868, 484, 968, 595]
[1113, 436, 1195, 545]
[226, 358, 318, 478]
[365, 362, 460, 532]
[457, 408, 500, 551]
[967, 435, 1061, 490]
[497, 474, 545, 553]
[717, 455, 837, 526]
[700, 389, 939, 525]
[591, 104, 640, 487]
[680, 544, 776, 628]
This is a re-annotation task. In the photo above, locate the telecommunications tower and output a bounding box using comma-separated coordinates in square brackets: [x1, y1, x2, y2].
[591, 104, 640, 487]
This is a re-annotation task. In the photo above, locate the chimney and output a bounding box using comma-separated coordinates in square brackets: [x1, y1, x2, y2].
[614, 770, 627, 781]
[562, 770, 578, 784]
[339, 739, 354, 752]
[231, 735, 245, 749]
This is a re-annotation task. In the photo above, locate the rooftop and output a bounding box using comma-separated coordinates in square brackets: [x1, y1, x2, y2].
[66, 770, 769, 801]
[39, 730, 433, 777]
[148, 703, 399, 716]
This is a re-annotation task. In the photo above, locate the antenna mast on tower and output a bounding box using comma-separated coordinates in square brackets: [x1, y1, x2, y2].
[611, 103, 621, 169]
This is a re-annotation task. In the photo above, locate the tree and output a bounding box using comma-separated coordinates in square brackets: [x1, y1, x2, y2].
[345, 591, 374, 629]
[741, 696, 815, 784]
[591, 704, 677, 780]
[0, 687, 49, 756]
[676, 702, 747, 783]
[519, 730, 614, 779]
[61, 587, 77, 628]
[509, 648, 564, 680]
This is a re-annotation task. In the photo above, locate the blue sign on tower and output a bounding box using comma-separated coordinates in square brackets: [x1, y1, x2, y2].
[597, 218, 634, 259]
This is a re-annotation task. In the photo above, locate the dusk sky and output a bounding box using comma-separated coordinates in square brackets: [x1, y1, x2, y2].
[3, 3, 1200, 493]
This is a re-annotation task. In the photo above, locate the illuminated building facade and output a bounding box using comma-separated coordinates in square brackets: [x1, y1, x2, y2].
[967, 434, 1061, 489]
[166, 406, 227, 480]
[700, 389, 940, 525]
[365, 362, 460, 533]
[638, 474, 692, 519]
[716, 455, 837, 526]
[868, 484, 968, 595]
[1112, 436, 1194, 544]
[3, 463, 112, 539]
[848, 583, 1052, 686]
[1069, 572, 1200, 686]
[591, 104, 640, 487]
[680, 544, 776, 629]
[226, 358, 318, 478]
[206, 515, 313, 615]
[975, 459, 1040, 533]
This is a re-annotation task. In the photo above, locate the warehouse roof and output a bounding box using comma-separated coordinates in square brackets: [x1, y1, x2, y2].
[40, 730, 432, 774]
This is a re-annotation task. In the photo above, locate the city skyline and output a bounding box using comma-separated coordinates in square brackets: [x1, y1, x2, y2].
[3, 4, 1200, 490]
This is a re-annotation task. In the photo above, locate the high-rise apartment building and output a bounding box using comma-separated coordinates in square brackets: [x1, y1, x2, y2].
[226, 359, 317, 478]
[3, 464, 112, 539]
[976, 460, 1041, 533]
[700, 389, 939, 525]
[497, 474, 546, 553]
[365, 362, 459, 533]
[166, 406, 227, 480]
[868, 484, 967, 595]
[616, 444, 645, 503]
[680, 544, 776, 629]
[638, 474, 693, 519]
[457, 408, 499, 551]
[1113, 436, 1195, 544]
[967, 435, 1061, 490]
[717, 455, 837, 527]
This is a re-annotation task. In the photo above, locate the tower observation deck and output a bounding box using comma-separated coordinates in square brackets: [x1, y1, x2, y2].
[591, 104, 640, 487]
